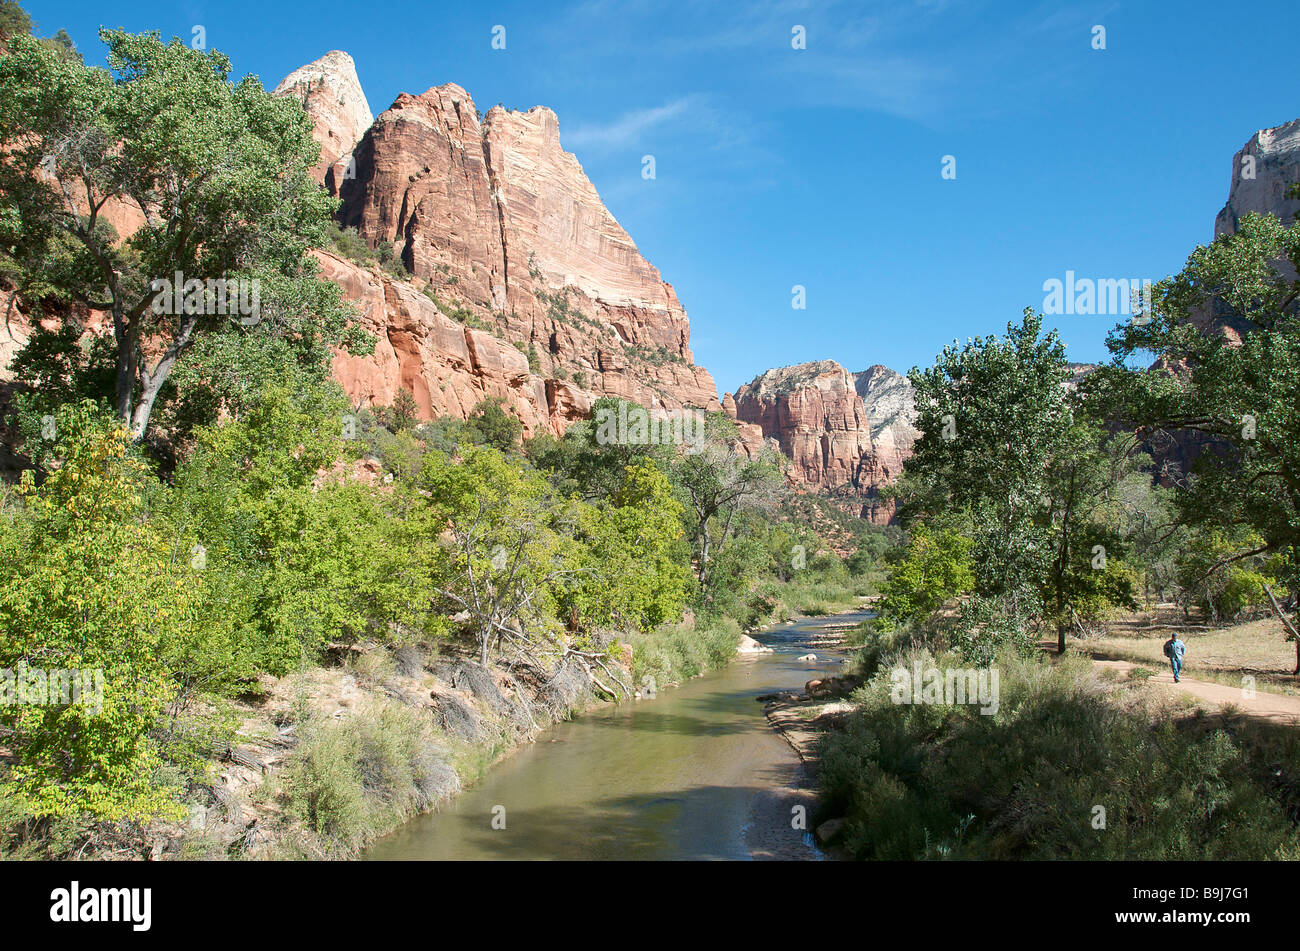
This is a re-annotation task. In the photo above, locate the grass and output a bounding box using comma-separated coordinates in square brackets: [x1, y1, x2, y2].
[628, 617, 742, 687]
[749, 574, 875, 626]
[277, 703, 461, 858]
[1080, 613, 1300, 697]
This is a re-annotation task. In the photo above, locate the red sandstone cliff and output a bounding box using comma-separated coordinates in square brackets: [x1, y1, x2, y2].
[292, 68, 719, 432]
[725, 360, 917, 524]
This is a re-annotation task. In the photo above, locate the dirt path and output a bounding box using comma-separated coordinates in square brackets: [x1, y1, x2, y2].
[1092, 659, 1300, 724]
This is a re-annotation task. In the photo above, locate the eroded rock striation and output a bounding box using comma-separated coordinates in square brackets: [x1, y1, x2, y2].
[305, 76, 718, 432]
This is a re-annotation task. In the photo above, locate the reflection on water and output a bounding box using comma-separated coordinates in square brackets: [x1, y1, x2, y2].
[362, 612, 869, 861]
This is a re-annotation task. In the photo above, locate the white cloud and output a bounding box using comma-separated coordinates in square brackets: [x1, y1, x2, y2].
[563, 96, 698, 151]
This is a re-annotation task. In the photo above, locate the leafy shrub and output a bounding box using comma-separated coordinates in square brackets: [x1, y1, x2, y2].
[281, 705, 456, 853]
[819, 647, 1300, 860]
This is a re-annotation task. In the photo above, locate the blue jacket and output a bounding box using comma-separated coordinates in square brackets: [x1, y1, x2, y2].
[1168, 639, 1186, 662]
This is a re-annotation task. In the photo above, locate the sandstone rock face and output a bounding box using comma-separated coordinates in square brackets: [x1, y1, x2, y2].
[854, 364, 918, 487]
[1214, 117, 1300, 238]
[731, 361, 873, 491]
[331, 81, 719, 425]
[273, 51, 373, 194]
[727, 360, 918, 524]
[318, 250, 581, 436]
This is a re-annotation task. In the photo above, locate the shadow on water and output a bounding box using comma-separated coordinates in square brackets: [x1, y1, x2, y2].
[363, 611, 872, 861]
[379, 782, 783, 861]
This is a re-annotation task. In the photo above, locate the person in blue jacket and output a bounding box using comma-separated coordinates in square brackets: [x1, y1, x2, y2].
[1163, 632, 1186, 683]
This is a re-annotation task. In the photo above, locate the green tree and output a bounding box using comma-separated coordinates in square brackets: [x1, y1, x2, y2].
[464, 396, 522, 452]
[1102, 211, 1300, 668]
[0, 1, 30, 40]
[876, 524, 975, 627]
[904, 310, 1136, 653]
[0, 402, 195, 819]
[672, 413, 782, 588]
[164, 384, 436, 675]
[389, 387, 419, 433]
[420, 445, 569, 667]
[563, 461, 691, 632]
[526, 396, 669, 501]
[0, 29, 368, 440]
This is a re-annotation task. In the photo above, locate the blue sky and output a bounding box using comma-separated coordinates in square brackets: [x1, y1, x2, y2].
[28, 0, 1300, 394]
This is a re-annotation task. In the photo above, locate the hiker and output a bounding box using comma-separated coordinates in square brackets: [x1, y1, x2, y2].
[1162, 632, 1186, 683]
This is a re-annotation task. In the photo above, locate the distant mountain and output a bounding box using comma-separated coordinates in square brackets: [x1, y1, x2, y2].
[723, 360, 917, 524]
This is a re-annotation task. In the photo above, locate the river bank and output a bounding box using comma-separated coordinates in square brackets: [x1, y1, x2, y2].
[20, 604, 868, 861]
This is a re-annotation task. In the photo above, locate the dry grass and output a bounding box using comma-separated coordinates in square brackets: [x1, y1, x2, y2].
[1080, 607, 1300, 696]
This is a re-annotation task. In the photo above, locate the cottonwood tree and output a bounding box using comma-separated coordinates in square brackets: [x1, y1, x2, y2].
[672, 414, 782, 587]
[0, 29, 366, 441]
[904, 310, 1136, 654]
[1102, 210, 1300, 669]
[420, 446, 627, 695]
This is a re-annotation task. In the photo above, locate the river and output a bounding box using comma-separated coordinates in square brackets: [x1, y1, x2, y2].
[361, 611, 867, 861]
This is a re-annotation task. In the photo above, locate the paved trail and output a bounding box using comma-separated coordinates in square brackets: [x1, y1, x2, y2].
[1092, 659, 1300, 724]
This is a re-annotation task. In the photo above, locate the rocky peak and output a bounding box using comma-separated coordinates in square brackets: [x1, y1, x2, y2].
[273, 50, 373, 194]
[722, 360, 920, 524]
[1214, 117, 1300, 238]
[278, 59, 718, 433]
[854, 365, 915, 433]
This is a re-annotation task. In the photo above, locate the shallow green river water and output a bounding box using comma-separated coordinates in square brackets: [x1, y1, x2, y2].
[362, 612, 866, 861]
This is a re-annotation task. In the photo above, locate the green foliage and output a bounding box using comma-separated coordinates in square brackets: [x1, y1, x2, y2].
[464, 397, 522, 452]
[1175, 526, 1279, 622]
[0, 28, 367, 438]
[324, 221, 377, 268]
[526, 396, 670, 500]
[876, 525, 975, 627]
[0, 1, 31, 40]
[819, 647, 1300, 860]
[901, 311, 1141, 653]
[166, 384, 445, 675]
[1103, 211, 1300, 623]
[562, 462, 691, 633]
[0, 402, 193, 820]
[426, 289, 492, 330]
[629, 617, 742, 686]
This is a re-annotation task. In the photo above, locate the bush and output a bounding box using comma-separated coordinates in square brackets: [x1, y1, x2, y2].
[819, 646, 1300, 860]
[281, 705, 457, 854]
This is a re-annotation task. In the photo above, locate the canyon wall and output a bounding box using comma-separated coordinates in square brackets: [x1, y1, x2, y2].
[290, 62, 719, 435]
[726, 360, 917, 524]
